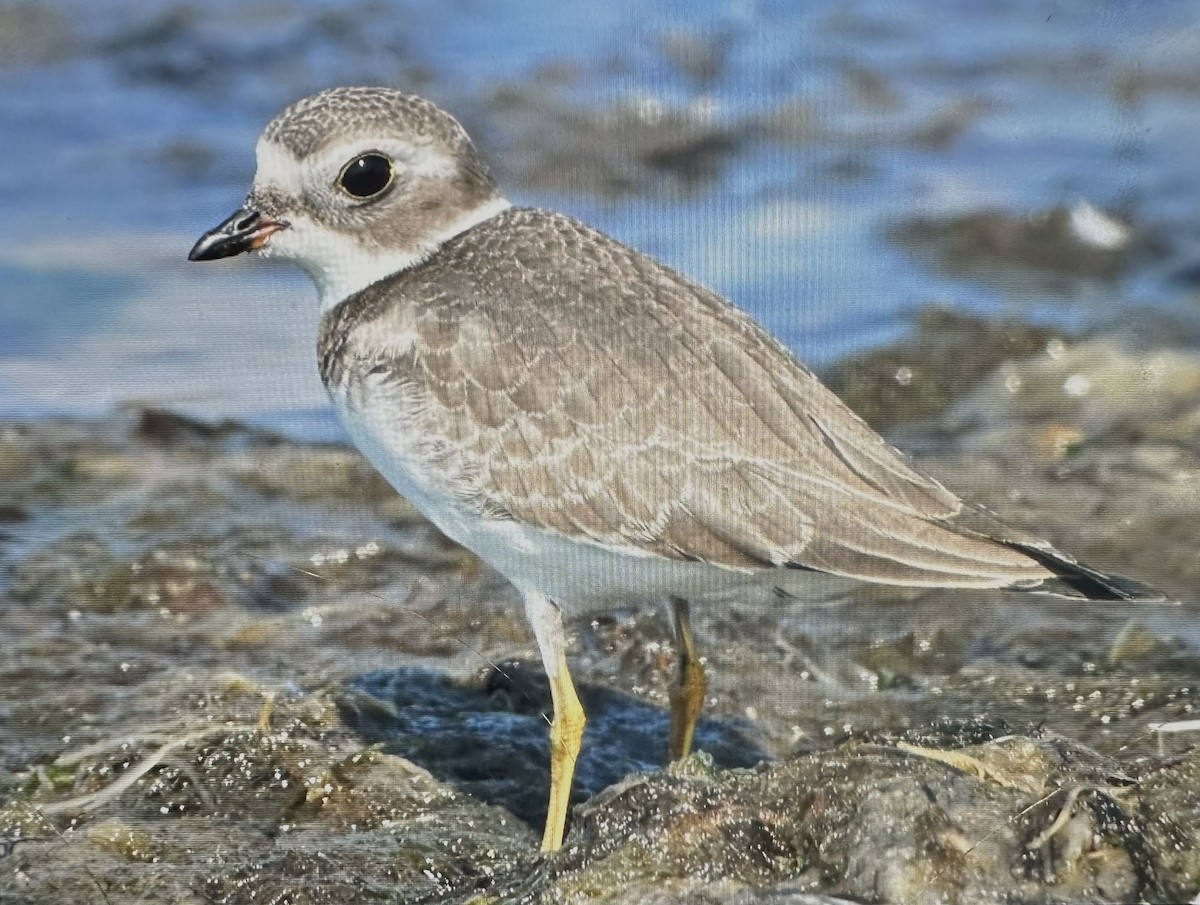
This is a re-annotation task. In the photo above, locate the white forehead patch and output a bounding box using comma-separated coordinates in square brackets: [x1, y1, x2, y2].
[254, 137, 305, 197]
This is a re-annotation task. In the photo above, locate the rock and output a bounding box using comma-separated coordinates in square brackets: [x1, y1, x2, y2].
[487, 86, 746, 199]
[0, 3, 77, 67]
[1, 407, 1195, 903]
[0, 426, 37, 482]
[950, 340, 1200, 444]
[537, 732, 1199, 904]
[821, 306, 1063, 431]
[889, 205, 1167, 285]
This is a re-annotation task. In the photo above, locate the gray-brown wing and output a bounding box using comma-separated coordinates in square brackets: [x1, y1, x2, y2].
[338, 208, 1049, 587]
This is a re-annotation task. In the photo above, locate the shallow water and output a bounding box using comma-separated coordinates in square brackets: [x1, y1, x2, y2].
[0, 0, 1197, 435]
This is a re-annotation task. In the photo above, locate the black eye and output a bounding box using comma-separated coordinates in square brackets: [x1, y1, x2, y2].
[337, 153, 394, 199]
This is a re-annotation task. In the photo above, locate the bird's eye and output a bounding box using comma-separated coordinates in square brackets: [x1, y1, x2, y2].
[337, 153, 395, 200]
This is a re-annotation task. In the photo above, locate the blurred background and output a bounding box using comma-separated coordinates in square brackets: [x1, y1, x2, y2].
[2, 0, 1196, 437]
[3, 3, 1200, 900]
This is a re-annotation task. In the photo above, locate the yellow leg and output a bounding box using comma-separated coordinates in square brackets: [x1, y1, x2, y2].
[524, 592, 586, 853]
[668, 597, 707, 762]
[543, 662, 585, 852]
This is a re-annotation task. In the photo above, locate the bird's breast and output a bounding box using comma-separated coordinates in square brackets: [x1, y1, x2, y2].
[328, 367, 487, 541]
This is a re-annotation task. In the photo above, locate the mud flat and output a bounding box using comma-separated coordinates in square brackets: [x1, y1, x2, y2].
[1, 321, 1197, 903]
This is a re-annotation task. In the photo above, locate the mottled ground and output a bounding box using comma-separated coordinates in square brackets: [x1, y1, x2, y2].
[2, 320, 1198, 904]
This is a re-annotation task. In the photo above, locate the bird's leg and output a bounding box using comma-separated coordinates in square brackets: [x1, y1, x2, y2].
[668, 597, 707, 762]
[524, 592, 585, 853]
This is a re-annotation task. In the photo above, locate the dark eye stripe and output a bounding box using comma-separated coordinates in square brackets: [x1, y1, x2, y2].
[338, 153, 394, 199]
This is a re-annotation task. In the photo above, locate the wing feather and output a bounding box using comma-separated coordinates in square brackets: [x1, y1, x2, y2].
[328, 208, 1049, 586]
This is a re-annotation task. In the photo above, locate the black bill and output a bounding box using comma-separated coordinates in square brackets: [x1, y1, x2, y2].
[188, 207, 288, 261]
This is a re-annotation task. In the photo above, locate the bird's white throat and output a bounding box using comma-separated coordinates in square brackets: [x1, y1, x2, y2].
[260, 196, 512, 310]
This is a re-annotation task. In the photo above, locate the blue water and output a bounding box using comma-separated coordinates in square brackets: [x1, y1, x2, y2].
[0, 0, 1196, 438]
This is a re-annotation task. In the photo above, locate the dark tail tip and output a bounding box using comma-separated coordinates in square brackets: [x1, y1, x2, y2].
[1005, 542, 1168, 602]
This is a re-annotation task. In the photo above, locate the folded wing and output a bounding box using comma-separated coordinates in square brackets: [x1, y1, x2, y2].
[344, 208, 1057, 589]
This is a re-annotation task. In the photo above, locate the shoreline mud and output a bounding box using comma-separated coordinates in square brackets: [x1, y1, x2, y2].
[3, 319, 1198, 903]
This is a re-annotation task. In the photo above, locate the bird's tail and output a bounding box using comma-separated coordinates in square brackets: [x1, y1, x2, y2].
[1002, 541, 1168, 602]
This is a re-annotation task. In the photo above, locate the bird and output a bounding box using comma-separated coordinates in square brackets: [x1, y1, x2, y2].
[189, 86, 1164, 853]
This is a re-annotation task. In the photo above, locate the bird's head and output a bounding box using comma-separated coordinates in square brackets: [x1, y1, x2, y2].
[189, 87, 508, 307]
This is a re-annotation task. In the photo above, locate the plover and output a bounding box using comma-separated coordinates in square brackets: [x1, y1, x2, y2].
[190, 86, 1163, 852]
